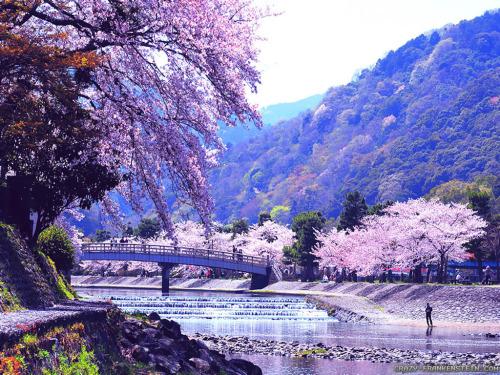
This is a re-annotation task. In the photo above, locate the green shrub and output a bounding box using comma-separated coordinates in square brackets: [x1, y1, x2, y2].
[37, 226, 75, 273]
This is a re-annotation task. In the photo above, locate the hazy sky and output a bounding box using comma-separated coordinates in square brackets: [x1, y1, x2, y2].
[251, 0, 500, 107]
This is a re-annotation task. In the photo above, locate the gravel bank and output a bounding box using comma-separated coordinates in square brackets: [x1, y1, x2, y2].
[191, 333, 500, 368]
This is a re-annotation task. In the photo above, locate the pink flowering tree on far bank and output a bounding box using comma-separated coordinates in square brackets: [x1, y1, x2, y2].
[315, 198, 487, 283]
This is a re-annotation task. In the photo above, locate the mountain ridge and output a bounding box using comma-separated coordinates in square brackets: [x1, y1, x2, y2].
[209, 10, 500, 224]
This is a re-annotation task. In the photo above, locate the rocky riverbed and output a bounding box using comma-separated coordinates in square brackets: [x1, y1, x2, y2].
[191, 333, 500, 368]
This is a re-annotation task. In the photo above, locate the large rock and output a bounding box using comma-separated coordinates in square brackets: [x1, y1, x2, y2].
[150, 354, 182, 374]
[159, 318, 182, 337]
[131, 345, 150, 362]
[189, 357, 211, 372]
[230, 358, 263, 375]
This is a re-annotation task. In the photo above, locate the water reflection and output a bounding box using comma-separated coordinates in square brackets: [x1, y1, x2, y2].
[231, 354, 497, 375]
[231, 354, 396, 375]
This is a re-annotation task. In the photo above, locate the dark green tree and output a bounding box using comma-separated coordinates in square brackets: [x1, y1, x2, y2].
[122, 223, 135, 237]
[0, 17, 121, 242]
[337, 191, 368, 231]
[231, 219, 249, 238]
[258, 212, 272, 226]
[135, 218, 161, 239]
[283, 211, 325, 281]
[94, 229, 111, 243]
[466, 190, 492, 281]
[467, 191, 491, 218]
[37, 225, 75, 277]
[368, 200, 394, 216]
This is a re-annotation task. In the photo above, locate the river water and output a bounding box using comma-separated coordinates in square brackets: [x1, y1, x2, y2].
[75, 287, 500, 375]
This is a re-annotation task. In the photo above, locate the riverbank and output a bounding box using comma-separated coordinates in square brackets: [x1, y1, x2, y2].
[73, 276, 500, 327]
[190, 333, 500, 368]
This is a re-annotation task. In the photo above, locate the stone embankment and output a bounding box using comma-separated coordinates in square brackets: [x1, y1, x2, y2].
[192, 333, 500, 368]
[0, 300, 110, 348]
[275, 282, 500, 325]
[72, 275, 251, 291]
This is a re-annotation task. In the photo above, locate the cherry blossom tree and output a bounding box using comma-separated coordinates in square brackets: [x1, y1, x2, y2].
[4, 0, 266, 235]
[315, 198, 487, 283]
[233, 221, 295, 265]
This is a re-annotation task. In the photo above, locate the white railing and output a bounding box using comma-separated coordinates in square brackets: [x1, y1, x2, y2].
[81, 243, 269, 268]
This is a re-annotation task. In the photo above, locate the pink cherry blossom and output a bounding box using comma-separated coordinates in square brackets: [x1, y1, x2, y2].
[13, 0, 266, 234]
[315, 198, 487, 279]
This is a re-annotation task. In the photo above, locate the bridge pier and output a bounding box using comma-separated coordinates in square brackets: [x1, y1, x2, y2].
[159, 262, 176, 295]
[250, 272, 269, 290]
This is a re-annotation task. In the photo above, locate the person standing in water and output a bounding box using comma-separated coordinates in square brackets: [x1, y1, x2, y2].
[425, 303, 433, 326]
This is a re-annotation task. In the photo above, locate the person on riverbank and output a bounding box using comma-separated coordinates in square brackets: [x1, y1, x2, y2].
[481, 266, 492, 284]
[425, 303, 433, 326]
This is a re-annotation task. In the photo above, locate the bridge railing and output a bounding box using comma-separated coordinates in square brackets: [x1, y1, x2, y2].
[81, 243, 269, 268]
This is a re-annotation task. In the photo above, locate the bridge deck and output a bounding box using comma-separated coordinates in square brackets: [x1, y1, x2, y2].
[80, 243, 270, 275]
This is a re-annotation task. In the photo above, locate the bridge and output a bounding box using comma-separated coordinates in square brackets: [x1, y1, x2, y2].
[80, 243, 281, 294]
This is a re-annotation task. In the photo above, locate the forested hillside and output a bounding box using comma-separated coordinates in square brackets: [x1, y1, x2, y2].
[210, 10, 500, 224]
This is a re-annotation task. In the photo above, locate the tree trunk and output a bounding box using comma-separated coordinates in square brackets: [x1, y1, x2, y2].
[381, 272, 387, 283]
[497, 257, 499, 282]
[304, 264, 314, 282]
[426, 265, 432, 283]
[388, 269, 394, 283]
[437, 254, 445, 284]
[477, 258, 483, 284]
[444, 255, 449, 283]
[414, 263, 423, 283]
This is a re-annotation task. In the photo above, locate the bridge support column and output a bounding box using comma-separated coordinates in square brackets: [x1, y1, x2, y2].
[250, 268, 271, 290]
[250, 266, 282, 290]
[159, 263, 175, 295]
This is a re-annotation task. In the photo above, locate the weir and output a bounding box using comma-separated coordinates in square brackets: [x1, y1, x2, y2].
[80, 243, 281, 292]
[106, 296, 331, 320]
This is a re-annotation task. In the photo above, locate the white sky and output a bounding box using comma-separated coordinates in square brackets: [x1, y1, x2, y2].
[251, 0, 500, 107]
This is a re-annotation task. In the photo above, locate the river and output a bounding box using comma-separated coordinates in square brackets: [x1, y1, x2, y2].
[75, 286, 500, 375]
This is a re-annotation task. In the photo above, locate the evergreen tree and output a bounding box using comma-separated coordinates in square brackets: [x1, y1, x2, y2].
[231, 219, 249, 239]
[368, 200, 394, 216]
[135, 218, 161, 239]
[466, 190, 492, 281]
[94, 230, 111, 243]
[283, 211, 325, 281]
[337, 191, 368, 231]
[258, 212, 272, 226]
